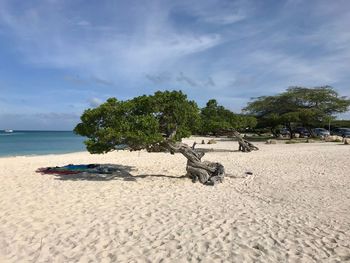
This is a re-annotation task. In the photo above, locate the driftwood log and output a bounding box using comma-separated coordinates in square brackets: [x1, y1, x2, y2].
[233, 131, 259, 152]
[167, 141, 225, 185]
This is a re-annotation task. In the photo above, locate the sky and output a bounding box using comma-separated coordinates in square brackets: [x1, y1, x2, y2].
[0, 0, 349, 130]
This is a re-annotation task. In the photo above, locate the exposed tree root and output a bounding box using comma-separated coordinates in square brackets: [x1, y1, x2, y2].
[233, 131, 259, 152]
[167, 141, 225, 185]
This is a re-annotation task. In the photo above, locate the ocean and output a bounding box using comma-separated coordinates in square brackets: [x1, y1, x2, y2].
[0, 131, 86, 157]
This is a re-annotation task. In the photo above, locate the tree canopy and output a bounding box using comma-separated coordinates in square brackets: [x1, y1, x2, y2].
[74, 90, 227, 185]
[74, 90, 200, 153]
[244, 86, 350, 136]
[199, 99, 257, 135]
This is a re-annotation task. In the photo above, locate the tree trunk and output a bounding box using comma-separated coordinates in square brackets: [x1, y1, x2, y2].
[166, 141, 225, 185]
[270, 128, 279, 138]
[307, 127, 315, 138]
[233, 131, 259, 152]
[286, 123, 293, 139]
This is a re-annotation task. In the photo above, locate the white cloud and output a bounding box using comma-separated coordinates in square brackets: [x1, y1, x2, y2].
[88, 98, 103, 108]
[0, 0, 349, 119]
[201, 13, 245, 25]
[145, 71, 216, 88]
[0, 1, 222, 81]
[76, 20, 90, 27]
[63, 75, 87, 85]
[91, 77, 114, 86]
[146, 72, 172, 84]
[174, 0, 248, 25]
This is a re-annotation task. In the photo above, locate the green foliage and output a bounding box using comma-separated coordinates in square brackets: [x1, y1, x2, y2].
[199, 99, 256, 135]
[329, 119, 350, 129]
[244, 86, 350, 134]
[74, 90, 200, 154]
[200, 99, 233, 135]
[238, 115, 258, 130]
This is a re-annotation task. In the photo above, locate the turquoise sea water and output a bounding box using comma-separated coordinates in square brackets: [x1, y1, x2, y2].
[0, 131, 86, 157]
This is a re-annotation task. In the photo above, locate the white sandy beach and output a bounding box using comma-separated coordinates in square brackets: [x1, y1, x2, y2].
[0, 137, 349, 262]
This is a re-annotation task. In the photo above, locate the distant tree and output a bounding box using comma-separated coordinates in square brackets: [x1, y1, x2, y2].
[200, 99, 257, 135]
[255, 113, 282, 137]
[199, 99, 258, 152]
[200, 99, 233, 135]
[329, 119, 350, 129]
[236, 115, 258, 131]
[244, 86, 350, 138]
[74, 90, 224, 185]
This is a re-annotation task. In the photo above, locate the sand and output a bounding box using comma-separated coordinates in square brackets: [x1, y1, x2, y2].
[0, 137, 349, 262]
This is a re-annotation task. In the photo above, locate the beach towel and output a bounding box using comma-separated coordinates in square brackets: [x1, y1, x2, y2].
[36, 164, 118, 175]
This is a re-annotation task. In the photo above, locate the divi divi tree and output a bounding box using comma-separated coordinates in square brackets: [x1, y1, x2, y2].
[74, 90, 225, 185]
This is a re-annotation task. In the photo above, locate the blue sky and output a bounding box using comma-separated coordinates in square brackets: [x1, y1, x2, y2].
[0, 0, 349, 130]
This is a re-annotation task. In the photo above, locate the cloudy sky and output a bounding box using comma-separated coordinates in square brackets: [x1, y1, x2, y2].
[0, 0, 349, 130]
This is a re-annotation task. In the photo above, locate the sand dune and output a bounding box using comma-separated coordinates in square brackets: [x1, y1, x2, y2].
[0, 138, 349, 262]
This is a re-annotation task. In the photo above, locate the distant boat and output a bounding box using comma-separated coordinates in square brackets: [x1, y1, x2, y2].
[4, 129, 13, 133]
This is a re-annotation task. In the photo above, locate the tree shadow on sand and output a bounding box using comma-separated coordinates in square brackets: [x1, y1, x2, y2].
[195, 148, 239, 153]
[136, 174, 188, 180]
[36, 164, 188, 182]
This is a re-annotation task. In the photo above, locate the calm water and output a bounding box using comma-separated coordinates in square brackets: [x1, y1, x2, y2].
[0, 131, 86, 157]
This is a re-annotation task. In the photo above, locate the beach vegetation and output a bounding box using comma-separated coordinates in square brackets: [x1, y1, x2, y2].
[244, 86, 350, 138]
[199, 99, 257, 135]
[198, 99, 259, 151]
[74, 90, 225, 185]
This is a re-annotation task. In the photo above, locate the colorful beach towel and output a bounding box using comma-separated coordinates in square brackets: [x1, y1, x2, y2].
[36, 164, 117, 175]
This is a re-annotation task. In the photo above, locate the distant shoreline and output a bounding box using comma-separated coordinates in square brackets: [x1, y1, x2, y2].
[0, 150, 88, 159]
[0, 130, 86, 157]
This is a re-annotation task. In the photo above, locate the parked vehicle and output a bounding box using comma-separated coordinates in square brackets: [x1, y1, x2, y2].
[331, 128, 350, 138]
[312, 128, 330, 137]
[293, 127, 310, 137]
[280, 128, 290, 136]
